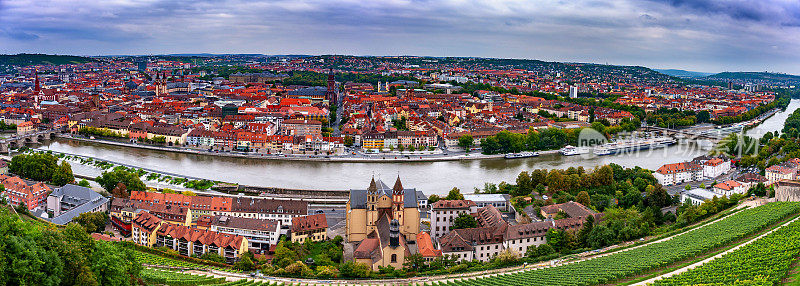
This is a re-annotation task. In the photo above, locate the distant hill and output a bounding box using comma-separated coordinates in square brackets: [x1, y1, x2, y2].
[655, 69, 713, 78]
[703, 71, 800, 81]
[0, 53, 95, 66]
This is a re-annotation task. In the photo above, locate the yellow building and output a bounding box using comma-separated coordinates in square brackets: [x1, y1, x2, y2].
[345, 176, 420, 243]
[353, 218, 411, 271]
[291, 213, 329, 243]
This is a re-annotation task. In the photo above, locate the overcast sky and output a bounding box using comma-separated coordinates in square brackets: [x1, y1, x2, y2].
[1, 0, 799, 74]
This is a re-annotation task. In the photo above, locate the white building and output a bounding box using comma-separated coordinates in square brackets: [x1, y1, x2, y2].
[462, 194, 511, 212]
[681, 188, 719, 205]
[703, 158, 731, 179]
[205, 215, 280, 252]
[429, 200, 477, 242]
[712, 180, 746, 197]
[654, 162, 703, 186]
[569, 86, 579, 98]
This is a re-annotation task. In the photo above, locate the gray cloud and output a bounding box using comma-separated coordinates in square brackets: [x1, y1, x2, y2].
[1, 0, 799, 73]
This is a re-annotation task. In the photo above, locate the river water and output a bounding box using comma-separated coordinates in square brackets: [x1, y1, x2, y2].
[39, 100, 800, 196]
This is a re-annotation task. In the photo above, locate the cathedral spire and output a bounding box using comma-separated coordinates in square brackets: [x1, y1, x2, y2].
[393, 175, 404, 195]
[34, 71, 40, 93]
[368, 176, 377, 194]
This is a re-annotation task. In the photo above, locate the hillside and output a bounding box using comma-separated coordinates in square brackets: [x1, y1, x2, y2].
[702, 71, 800, 85]
[655, 69, 713, 78]
[0, 53, 96, 66]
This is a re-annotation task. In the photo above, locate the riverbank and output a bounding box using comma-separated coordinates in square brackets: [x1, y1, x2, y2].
[59, 134, 513, 162]
[22, 148, 353, 203]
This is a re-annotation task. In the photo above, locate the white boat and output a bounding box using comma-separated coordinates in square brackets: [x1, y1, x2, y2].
[504, 151, 540, 159]
[560, 145, 589, 156]
[592, 137, 676, 156]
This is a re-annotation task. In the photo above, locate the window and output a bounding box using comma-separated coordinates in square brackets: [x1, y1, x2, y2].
[391, 254, 397, 263]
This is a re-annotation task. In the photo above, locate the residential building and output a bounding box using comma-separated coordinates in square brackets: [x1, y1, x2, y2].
[132, 211, 250, 263]
[203, 215, 280, 252]
[416, 232, 442, 262]
[462, 193, 511, 212]
[430, 200, 478, 242]
[703, 158, 731, 178]
[712, 180, 746, 197]
[0, 175, 51, 210]
[290, 213, 328, 243]
[653, 162, 703, 186]
[680, 188, 719, 205]
[766, 161, 800, 185]
[45, 184, 110, 225]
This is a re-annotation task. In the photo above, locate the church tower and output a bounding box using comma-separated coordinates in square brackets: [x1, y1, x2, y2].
[366, 176, 379, 230]
[325, 68, 336, 105]
[392, 175, 404, 222]
[34, 71, 42, 108]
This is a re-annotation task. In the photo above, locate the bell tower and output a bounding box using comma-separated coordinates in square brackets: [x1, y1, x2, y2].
[392, 175, 404, 223]
[366, 176, 378, 230]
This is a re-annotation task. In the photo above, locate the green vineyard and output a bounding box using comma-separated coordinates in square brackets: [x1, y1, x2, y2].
[431, 202, 800, 286]
[135, 250, 242, 273]
[652, 216, 800, 285]
[142, 268, 278, 286]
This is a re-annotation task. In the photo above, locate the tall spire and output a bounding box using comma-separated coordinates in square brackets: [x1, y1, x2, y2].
[34, 71, 40, 93]
[393, 174, 403, 195]
[368, 176, 377, 194]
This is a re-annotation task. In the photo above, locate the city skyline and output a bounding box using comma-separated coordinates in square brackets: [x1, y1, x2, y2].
[2, 0, 800, 74]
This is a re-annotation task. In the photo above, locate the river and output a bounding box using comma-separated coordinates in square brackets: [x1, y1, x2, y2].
[38, 100, 800, 196]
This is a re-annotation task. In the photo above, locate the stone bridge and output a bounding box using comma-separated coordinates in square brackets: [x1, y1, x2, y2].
[0, 128, 62, 153]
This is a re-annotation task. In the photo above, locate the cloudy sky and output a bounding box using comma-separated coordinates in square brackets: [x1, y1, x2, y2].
[1, 0, 799, 74]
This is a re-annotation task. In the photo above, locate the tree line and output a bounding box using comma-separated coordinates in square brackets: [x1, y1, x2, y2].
[9, 152, 74, 186]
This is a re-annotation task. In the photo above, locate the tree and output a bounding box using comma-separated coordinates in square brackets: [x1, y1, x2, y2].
[77, 179, 91, 188]
[577, 215, 595, 247]
[427, 194, 441, 203]
[273, 240, 299, 268]
[96, 168, 146, 192]
[587, 225, 615, 249]
[458, 135, 474, 152]
[452, 213, 478, 229]
[72, 212, 109, 233]
[576, 191, 591, 207]
[233, 256, 256, 271]
[526, 243, 555, 258]
[445, 187, 464, 200]
[51, 161, 75, 186]
[546, 229, 565, 252]
[645, 185, 671, 208]
[403, 253, 426, 270]
[90, 241, 140, 286]
[9, 153, 71, 184]
[515, 171, 533, 196]
[338, 261, 371, 278]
